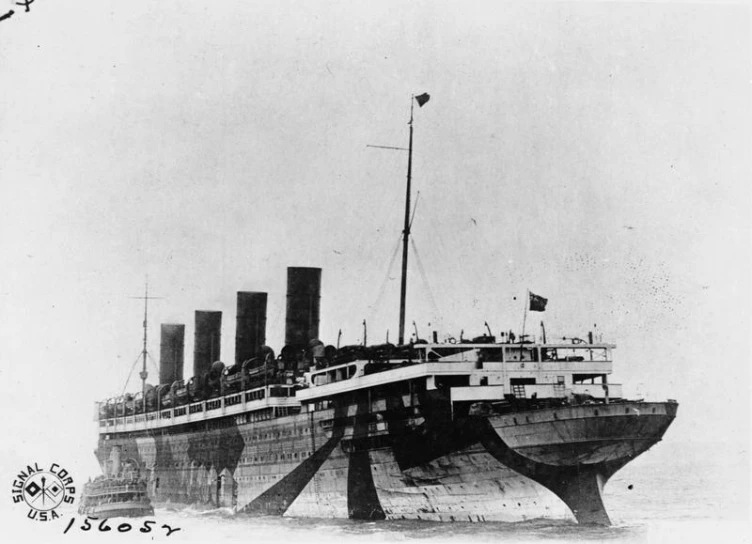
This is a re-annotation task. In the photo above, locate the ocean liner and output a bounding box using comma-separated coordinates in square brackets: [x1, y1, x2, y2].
[92, 95, 677, 525]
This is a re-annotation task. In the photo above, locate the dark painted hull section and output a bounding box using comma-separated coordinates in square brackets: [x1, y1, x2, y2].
[243, 406, 347, 515]
[346, 392, 386, 520]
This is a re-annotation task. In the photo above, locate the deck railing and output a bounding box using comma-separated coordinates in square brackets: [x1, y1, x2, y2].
[98, 385, 301, 432]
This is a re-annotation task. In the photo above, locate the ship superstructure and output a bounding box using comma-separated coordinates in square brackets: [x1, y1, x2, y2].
[92, 96, 677, 525]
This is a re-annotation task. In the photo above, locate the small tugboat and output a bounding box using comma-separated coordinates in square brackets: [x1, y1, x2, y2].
[79, 450, 154, 518]
[79, 477, 154, 518]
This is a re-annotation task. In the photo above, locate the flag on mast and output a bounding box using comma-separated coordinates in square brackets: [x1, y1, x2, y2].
[414, 93, 430, 107]
[529, 292, 548, 312]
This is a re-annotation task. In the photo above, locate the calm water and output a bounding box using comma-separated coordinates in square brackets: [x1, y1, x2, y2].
[16, 440, 749, 544]
[164, 440, 749, 543]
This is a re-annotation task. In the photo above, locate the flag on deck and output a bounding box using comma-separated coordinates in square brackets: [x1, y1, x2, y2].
[529, 292, 548, 312]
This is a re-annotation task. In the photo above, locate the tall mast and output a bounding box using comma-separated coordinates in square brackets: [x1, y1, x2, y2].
[398, 99, 415, 346]
[397, 93, 430, 345]
[139, 281, 149, 413]
[131, 278, 161, 413]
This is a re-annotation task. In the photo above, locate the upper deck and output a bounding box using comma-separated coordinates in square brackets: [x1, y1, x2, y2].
[83, 478, 148, 497]
[298, 341, 615, 401]
[96, 339, 619, 435]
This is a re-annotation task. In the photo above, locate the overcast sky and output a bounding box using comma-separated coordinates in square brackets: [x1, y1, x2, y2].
[0, 1, 749, 482]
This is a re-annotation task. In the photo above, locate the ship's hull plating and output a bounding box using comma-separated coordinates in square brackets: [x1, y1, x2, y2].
[96, 400, 677, 524]
[79, 502, 155, 519]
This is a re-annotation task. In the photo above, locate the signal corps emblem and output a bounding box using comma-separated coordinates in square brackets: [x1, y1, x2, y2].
[11, 462, 75, 521]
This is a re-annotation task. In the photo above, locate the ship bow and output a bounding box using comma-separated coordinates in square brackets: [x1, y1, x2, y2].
[480, 401, 678, 525]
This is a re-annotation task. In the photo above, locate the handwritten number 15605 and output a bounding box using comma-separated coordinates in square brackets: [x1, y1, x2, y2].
[63, 517, 181, 537]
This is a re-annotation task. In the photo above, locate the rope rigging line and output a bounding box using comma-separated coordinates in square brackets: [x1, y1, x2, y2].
[410, 237, 442, 331]
[367, 233, 403, 325]
[120, 351, 145, 396]
[408, 191, 420, 230]
[146, 351, 160, 376]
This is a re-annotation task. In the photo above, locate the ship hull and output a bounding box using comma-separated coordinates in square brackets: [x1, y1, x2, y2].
[483, 401, 678, 524]
[78, 502, 155, 519]
[95, 400, 676, 524]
